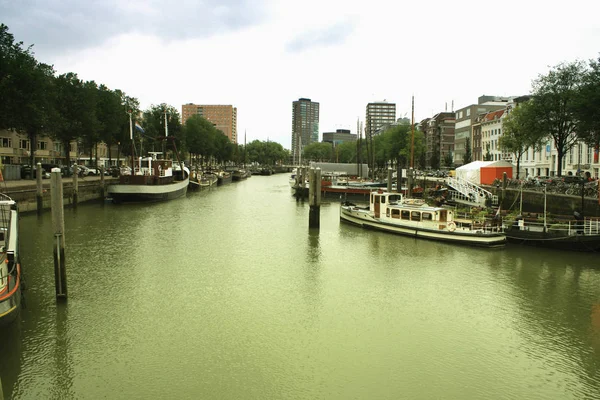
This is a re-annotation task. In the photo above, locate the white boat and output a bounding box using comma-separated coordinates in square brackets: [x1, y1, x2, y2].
[0, 194, 22, 326]
[107, 153, 189, 203]
[340, 190, 506, 248]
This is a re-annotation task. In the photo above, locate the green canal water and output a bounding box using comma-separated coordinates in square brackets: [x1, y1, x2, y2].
[2, 173, 600, 399]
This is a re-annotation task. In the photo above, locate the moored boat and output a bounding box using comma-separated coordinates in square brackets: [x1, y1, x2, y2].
[107, 153, 189, 203]
[340, 190, 506, 248]
[504, 215, 600, 252]
[217, 171, 232, 185]
[0, 194, 21, 326]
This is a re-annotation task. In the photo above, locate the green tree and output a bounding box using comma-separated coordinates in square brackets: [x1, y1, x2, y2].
[499, 101, 546, 179]
[443, 152, 453, 169]
[302, 142, 333, 162]
[430, 151, 440, 170]
[463, 137, 472, 165]
[575, 56, 600, 147]
[529, 61, 586, 176]
[143, 104, 183, 157]
[184, 115, 217, 166]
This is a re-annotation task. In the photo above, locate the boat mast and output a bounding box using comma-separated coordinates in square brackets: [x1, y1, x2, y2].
[128, 111, 135, 175]
[410, 95, 415, 169]
[543, 184, 547, 232]
[164, 109, 169, 158]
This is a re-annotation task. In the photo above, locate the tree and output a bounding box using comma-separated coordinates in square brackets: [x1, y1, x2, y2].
[443, 152, 453, 169]
[430, 151, 440, 170]
[143, 103, 183, 157]
[499, 101, 546, 179]
[463, 137, 472, 165]
[302, 142, 333, 162]
[529, 61, 586, 176]
[574, 56, 600, 147]
[184, 115, 217, 166]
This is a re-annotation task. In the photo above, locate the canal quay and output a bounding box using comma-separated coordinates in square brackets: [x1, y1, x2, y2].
[1, 172, 600, 399]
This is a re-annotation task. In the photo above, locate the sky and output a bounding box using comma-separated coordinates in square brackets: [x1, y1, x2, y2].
[2, 0, 600, 150]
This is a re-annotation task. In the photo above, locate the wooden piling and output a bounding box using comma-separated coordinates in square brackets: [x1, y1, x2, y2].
[309, 168, 321, 229]
[36, 162, 43, 214]
[100, 166, 106, 201]
[51, 168, 68, 300]
[387, 168, 393, 192]
[72, 165, 78, 207]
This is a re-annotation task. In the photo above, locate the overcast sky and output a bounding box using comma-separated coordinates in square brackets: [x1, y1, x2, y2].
[2, 0, 599, 149]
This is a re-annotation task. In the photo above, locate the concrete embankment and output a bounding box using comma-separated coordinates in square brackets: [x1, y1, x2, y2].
[0, 176, 118, 214]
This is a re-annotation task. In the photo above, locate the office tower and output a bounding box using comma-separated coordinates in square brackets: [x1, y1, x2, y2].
[291, 98, 319, 164]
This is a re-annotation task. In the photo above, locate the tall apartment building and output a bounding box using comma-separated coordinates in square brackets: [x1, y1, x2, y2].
[291, 98, 319, 164]
[181, 104, 238, 143]
[453, 96, 511, 165]
[365, 101, 396, 138]
[421, 112, 455, 169]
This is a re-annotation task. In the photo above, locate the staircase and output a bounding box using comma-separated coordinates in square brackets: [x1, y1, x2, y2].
[445, 176, 495, 207]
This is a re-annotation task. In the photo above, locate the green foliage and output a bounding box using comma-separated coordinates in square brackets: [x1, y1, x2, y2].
[302, 142, 333, 162]
[245, 140, 288, 165]
[575, 56, 600, 146]
[443, 152, 454, 168]
[142, 103, 182, 156]
[529, 61, 586, 176]
[499, 101, 546, 178]
[463, 137, 472, 164]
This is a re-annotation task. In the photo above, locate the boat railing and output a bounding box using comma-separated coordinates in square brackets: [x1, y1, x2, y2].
[503, 217, 600, 236]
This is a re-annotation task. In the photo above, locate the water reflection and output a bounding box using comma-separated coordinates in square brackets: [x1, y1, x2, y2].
[51, 305, 73, 399]
[0, 322, 22, 399]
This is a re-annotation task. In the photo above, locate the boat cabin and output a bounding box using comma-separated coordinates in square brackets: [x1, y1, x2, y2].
[370, 191, 454, 226]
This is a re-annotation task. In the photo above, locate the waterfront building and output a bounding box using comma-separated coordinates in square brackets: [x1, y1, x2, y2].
[421, 112, 455, 169]
[291, 98, 319, 165]
[181, 104, 238, 143]
[365, 101, 396, 138]
[453, 95, 511, 165]
[322, 129, 357, 146]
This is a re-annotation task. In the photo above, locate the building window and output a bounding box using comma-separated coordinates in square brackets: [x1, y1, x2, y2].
[37, 141, 48, 150]
[1, 138, 11, 148]
[19, 139, 29, 150]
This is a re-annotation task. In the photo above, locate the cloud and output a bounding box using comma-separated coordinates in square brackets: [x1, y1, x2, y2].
[0, 0, 266, 57]
[286, 21, 355, 53]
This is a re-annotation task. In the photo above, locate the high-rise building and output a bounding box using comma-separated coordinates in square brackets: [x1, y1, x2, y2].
[181, 104, 238, 143]
[291, 98, 319, 164]
[365, 101, 396, 138]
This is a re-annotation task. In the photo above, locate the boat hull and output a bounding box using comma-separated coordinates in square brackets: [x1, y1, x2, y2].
[217, 174, 232, 185]
[107, 178, 189, 203]
[340, 206, 506, 248]
[0, 277, 21, 327]
[505, 229, 600, 252]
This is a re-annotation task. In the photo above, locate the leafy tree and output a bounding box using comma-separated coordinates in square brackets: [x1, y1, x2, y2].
[529, 61, 586, 176]
[499, 101, 546, 179]
[443, 151, 453, 169]
[96, 85, 126, 165]
[430, 151, 440, 170]
[575, 56, 600, 147]
[302, 142, 333, 162]
[483, 144, 492, 161]
[53, 72, 93, 166]
[184, 115, 217, 166]
[463, 137, 472, 165]
[143, 104, 183, 158]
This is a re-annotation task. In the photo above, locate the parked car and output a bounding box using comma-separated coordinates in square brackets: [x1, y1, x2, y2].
[20, 165, 50, 179]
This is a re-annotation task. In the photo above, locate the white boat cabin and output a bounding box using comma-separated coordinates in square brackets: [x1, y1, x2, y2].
[370, 191, 455, 229]
[135, 152, 173, 177]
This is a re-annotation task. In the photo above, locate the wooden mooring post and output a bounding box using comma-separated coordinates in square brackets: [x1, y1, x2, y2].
[309, 168, 321, 228]
[72, 165, 78, 207]
[387, 168, 393, 192]
[100, 166, 106, 201]
[36, 162, 43, 214]
[51, 168, 68, 300]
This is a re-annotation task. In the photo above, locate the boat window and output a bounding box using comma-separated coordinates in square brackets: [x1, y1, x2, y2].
[389, 195, 401, 203]
[401, 210, 410, 220]
[386, 209, 390, 217]
[411, 211, 421, 221]
[391, 209, 400, 219]
[422, 212, 433, 221]
[381, 196, 385, 204]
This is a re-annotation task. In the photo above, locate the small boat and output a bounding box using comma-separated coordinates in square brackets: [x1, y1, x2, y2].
[0, 194, 22, 326]
[340, 190, 506, 248]
[504, 215, 600, 252]
[217, 171, 232, 186]
[503, 183, 600, 252]
[231, 169, 249, 182]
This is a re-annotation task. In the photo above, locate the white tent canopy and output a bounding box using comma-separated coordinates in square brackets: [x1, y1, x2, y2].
[456, 160, 515, 184]
[456, 161, 489, 184]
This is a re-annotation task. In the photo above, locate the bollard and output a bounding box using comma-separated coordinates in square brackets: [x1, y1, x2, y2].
[36, 163, 43, 214]
[309, 168, 321, 229]
[387, 168, 393, 192]
[100, 166, 106, 201]
[72, 165, 78, 207]
[51, 168, 68, 300]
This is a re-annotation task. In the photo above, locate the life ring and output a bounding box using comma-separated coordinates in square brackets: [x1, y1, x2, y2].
[447, 221, 456, 232]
